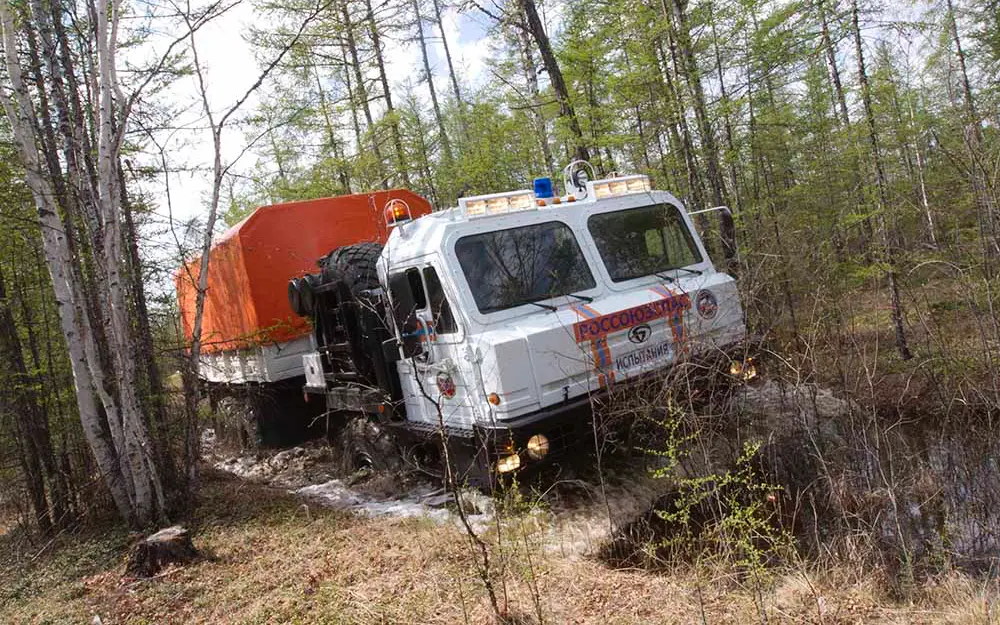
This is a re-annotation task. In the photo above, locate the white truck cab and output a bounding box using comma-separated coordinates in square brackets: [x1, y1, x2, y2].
[371, 171, 747, 476]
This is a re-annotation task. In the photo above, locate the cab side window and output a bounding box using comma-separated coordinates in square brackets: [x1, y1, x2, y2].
[388, 268, 428, 349]
[423, 267, 457, 334]
[407, 268, 427, 310]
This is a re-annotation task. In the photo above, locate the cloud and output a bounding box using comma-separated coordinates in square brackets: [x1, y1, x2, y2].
[441, 7, 490, 90]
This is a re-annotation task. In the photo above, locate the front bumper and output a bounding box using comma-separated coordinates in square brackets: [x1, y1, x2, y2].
[475, 392, 595, 465]
[471, 339, 758, 476]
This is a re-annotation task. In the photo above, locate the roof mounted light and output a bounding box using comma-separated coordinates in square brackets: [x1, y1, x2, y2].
[384, 198, 413, 227]
[589, 174, 652, 199]
[458, 189, 537, 219]
[533, 177, 554, 199]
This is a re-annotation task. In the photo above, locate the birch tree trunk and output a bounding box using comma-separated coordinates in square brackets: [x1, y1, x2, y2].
[312, 66, 352, 192]
[412, 0, 452, 164]
[0, 1, 134, 523]
[660, 19, 705, 212]
[364, 0, 411, 186]
[339, 42, 365, 158]
[945, 0, 1000, 261]
[95, 0, 165, 524]
[708, 4, 740, 214]
[818, 0, 850, 127]
[667, 0, 726, 208]
[341, 0, 387, 186]
[516, 18, 555, 175]
[430, 0, 465, 125]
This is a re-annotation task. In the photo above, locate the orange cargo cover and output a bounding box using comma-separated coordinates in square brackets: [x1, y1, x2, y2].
[176, 189, 432, 352]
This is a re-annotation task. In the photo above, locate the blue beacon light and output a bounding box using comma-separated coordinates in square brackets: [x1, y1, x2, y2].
[533, 177, 554, 199]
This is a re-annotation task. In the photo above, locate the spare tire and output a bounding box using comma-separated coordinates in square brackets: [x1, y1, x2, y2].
[299, 274, 318, 316]
[322, 242, 383, 296]
[288, 278, 306, 317]
[317, 243, 385, 385]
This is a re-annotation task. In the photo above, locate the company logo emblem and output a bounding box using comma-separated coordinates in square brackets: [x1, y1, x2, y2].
[628, 324, 652, 344]
[696, 290, 718, 319]
[436, 372, 456, 399]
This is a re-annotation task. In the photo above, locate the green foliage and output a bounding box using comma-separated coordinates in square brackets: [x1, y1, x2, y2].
[655, 441, 791, 573]
[645, 398, 792, 574]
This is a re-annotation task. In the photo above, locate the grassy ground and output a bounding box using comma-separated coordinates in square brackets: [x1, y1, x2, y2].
[1, 468, 997, 624]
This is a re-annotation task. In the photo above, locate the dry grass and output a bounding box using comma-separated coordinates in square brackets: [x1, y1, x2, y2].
[1, 468, 997, 624]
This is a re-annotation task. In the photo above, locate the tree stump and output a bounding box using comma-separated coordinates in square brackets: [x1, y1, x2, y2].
[126, 526, 199, 578]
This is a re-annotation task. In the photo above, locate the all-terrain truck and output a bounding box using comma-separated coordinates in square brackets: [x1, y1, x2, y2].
[178, 165, 748, 480]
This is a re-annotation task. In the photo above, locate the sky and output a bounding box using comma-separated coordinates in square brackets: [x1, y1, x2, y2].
[134, 0, 497, 237]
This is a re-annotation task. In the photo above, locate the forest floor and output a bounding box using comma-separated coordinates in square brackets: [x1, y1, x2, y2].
[2, 457, 998, 624]
[4, 374, 1000, 624]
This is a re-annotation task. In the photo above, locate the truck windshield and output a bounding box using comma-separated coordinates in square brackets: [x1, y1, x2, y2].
[455, 221, 595, 313]
[587, 203, 702, 282]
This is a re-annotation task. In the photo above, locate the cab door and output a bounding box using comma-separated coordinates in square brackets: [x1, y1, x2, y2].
[387, 265, 476, 430]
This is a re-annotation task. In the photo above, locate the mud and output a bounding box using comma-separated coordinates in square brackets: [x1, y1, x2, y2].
[208, 376, 1000, 580]
[205, 432, 495, 531]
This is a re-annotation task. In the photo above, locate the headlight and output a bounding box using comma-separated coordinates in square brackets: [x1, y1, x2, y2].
[729, 358, 757, 381]
[496, 453, 521, 474]
[526, 434, 549, 460]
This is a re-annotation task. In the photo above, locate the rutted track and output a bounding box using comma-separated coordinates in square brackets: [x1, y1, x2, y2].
[205, 436, 494, 532]
[203, 429, 669, 555]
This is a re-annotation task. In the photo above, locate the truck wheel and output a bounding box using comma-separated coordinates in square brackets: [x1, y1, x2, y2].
[288, 276, 319, 317]
[322, 242, 382, 297]
[299, 274, 318, 316]
[333, 418, 402, 474]
[320, 242, 385, 384]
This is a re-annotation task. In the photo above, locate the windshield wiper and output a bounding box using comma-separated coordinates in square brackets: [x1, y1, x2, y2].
[566, 293, 594, 303]
[655, 267, 701, 282]
[674, 267, 703, 277]
[527, 300, 558, 312]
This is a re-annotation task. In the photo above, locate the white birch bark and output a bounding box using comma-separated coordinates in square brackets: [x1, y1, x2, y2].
[21, 0, 135, 501]
[95, 0, 165, 524]
[0, 1, 134, 523]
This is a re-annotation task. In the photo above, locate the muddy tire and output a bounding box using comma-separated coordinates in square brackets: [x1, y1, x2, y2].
[317, 242, 386, 385]
[212, 383, 326, 451]
[288, 278, 306, 317]
[288, 274, 319, 317]
[333, 418, 402, 474]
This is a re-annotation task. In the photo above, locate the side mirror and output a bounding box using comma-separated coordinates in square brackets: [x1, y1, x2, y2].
[400, 325, 423, 359]
[382, 338, 402, 364]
